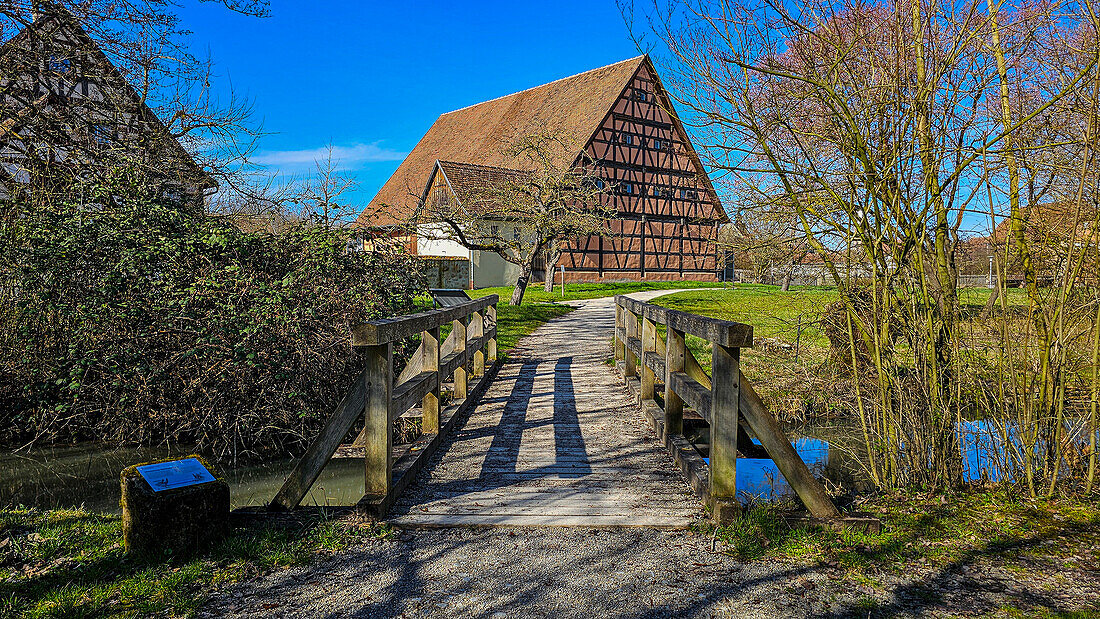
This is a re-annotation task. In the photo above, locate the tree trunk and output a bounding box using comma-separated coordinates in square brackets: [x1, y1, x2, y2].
[781, 267, 792, 291]
[544, 247, 559, 293]
[510, 263, 532, 306]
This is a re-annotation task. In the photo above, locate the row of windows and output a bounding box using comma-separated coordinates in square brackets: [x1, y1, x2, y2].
[604, 181, 699, 200]
[610, 132, 674, 151]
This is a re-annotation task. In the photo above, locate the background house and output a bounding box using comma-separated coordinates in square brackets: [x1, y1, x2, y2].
[0, 5, 213, 207]
[356, 55, 728, 287]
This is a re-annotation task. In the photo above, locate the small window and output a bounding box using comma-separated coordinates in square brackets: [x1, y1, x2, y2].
[490, 225, 500, 236]
[90, 124, 112, 147]
[652, 139, 665, 151]
[594, 178, 606, 190]
[635, 88, 649, 102]
[620, 133, 634, 146]
[48, 55, 72, 74]
[621, 183, 634, 195]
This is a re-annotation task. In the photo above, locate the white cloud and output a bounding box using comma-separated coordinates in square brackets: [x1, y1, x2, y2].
[253, 142, 407, 172]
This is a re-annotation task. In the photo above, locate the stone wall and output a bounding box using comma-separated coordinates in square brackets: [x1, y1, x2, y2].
[422, 256, 470, 289]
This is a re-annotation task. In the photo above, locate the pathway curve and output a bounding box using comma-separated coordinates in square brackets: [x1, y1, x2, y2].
[390, 290, 703, 527]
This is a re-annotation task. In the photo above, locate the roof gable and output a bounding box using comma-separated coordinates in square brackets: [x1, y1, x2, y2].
[358, 56, 645, 228]
[0, 7, 214, 190]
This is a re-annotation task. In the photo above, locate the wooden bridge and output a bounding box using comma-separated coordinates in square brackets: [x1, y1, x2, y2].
[271, 291, 845, 527]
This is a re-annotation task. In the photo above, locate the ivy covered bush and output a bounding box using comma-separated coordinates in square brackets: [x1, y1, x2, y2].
[0, 170, 424, 458]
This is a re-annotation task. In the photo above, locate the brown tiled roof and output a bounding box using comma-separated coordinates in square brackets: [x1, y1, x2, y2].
[357, 56, 645, 228]
[437, 161, 528, 203]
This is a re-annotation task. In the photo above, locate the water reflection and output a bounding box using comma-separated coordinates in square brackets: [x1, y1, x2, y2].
[0, 445, 367, 514]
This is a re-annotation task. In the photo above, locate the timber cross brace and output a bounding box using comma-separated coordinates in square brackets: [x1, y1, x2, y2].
[613, 295, 848, 525]
[270, 295, 500, 516]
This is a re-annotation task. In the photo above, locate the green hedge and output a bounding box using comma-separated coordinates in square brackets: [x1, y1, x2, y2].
[0, 171, 424, 458]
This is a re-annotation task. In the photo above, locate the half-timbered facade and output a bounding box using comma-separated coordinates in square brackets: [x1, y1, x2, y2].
[358, 56, 727, 284]
[0, 7, 214, 207]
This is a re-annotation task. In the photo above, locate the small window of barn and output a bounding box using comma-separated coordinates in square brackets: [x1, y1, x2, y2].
[635, 89, 649, 102]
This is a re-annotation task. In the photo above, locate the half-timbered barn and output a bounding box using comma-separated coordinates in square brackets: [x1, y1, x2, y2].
[356, 55, 727, 285]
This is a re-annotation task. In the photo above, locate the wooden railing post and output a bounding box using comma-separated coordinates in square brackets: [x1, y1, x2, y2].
[710, 342, 740, 522]
[364, 343, 392, 497]
[614, 303, 625, 361]
[472, 308, 486, 378]
[624, 308, 638, 378]
[486, 304, 497, 362]
[641, 315, 657, 401]
[422, 326, 441, 434]
[453, 315, 468, 400]
[664, 327, 686, 437]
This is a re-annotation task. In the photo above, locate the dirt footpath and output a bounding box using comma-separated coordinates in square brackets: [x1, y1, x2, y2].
[202, 524, 1099, 618]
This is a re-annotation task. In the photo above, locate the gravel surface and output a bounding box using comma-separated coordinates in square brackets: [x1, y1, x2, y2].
[203, 524, 1100, 618]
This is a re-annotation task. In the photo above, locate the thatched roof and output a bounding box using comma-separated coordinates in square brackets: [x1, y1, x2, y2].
[357, 56, 646, 228]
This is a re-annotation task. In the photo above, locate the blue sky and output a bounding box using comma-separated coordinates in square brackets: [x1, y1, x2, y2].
[180, 1, 645, 205]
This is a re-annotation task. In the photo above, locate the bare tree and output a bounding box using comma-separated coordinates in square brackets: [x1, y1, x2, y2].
[1, 0, 269, 207]
[629, 0, 1100, 491]
[423, 131, 614, 305]
[290, 144, 359, 228]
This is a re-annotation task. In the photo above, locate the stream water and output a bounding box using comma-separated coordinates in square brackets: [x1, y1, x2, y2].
[2, 421, 1092, 512]
[0, 444, 366, 513]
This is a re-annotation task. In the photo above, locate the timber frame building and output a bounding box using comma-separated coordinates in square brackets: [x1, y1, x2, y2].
[357, 56, 728, 284]
[0, 5, 214, 208]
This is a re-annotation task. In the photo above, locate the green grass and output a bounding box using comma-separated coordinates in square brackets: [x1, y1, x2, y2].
[712, 487, 1100, 573]
[0, 507, 392, 618]
[468, 280, 728, 304]
[494, 303, 574, 352]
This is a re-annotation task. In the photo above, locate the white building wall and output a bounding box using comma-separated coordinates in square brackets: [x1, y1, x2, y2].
[415, 222, 523, 288]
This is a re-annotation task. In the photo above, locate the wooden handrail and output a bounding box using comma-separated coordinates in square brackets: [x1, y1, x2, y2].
[272, 295, 499, 513]
[351, 296, 497, 346]
[615, 295, 753, 348]
[614, 295, 839, 523]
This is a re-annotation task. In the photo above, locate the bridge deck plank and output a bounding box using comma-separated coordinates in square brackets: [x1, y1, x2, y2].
[390, 291, 706, 528]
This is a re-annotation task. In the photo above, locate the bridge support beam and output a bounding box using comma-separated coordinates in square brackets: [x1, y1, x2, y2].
[664, 327, 685, 438]
[363, 343, 393, 498]
[422, 327, 441, 435]
[710, 342, 740, 523]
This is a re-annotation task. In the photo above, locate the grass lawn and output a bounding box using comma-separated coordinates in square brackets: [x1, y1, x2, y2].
[468, 280, 728, 304]
[0, 507, 389, 618]
[713, 488, 1100, 615]
[644, 284, 1036, 419]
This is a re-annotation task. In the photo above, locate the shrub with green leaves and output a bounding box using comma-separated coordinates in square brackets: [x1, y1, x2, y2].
[0, 169, 424, 458]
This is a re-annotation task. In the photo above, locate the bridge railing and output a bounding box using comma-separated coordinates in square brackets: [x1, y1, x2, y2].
[614, 295, 839, 523]
[272, 295, 499, 514]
